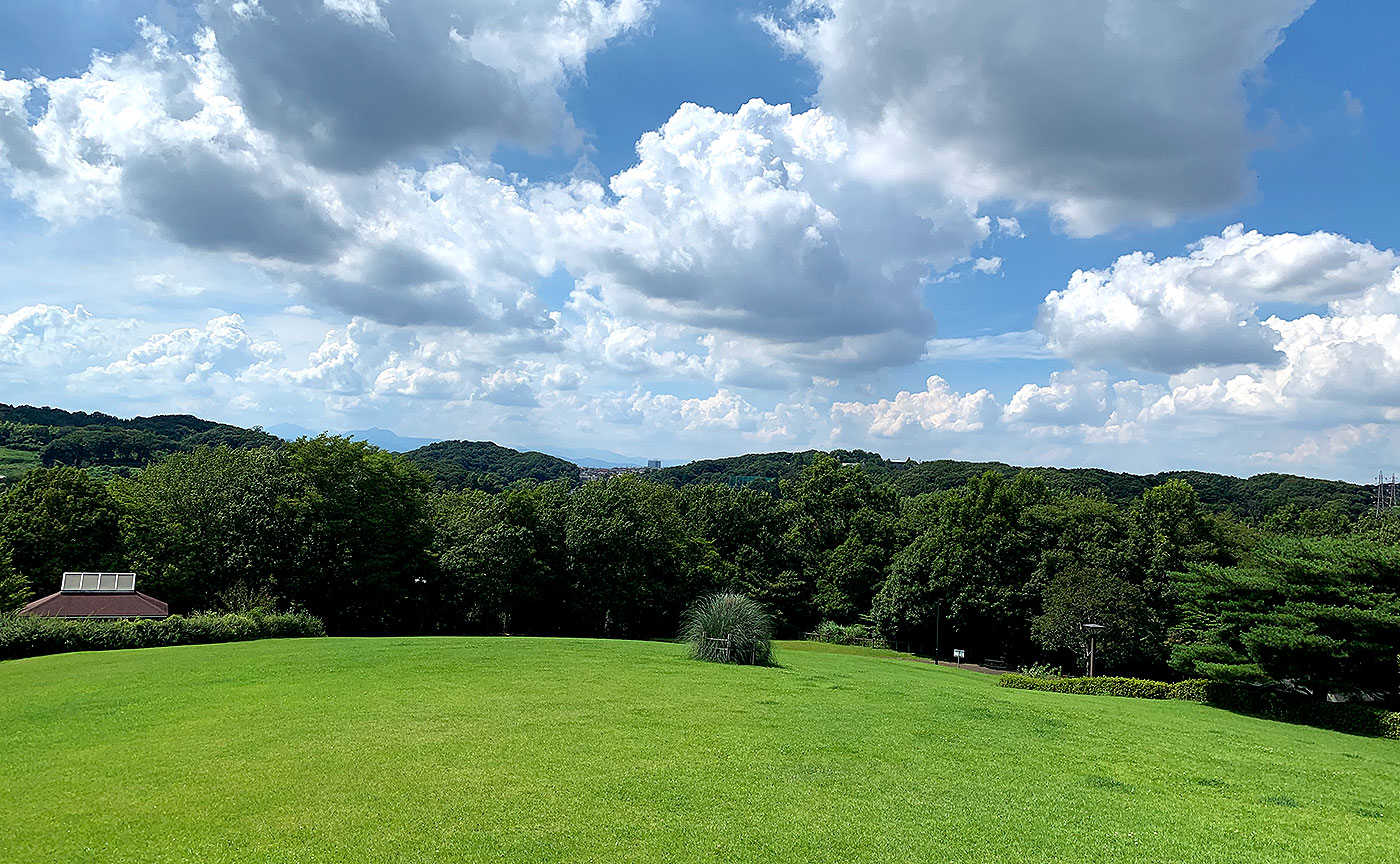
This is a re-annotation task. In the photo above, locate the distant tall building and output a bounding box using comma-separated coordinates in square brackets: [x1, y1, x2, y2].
[647, 459, 662, 469]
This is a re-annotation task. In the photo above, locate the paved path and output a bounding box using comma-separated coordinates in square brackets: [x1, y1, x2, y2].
[901, 657, 1009, 676]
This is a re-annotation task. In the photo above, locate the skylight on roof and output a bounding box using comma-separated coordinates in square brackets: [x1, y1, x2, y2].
[60, 572, 137, 592]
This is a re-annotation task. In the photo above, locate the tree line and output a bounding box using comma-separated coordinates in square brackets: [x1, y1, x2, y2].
[650, 451, 1374, 519]
[0, 439, 1395, 701]
[4, 402, 1376, 519]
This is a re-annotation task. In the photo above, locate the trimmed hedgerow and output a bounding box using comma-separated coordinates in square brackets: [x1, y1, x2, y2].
[997, 673, 1201, 700]
[1202, 685, 1400, 739]
[998, 673, 1400, 740]
[1167, 678, 1212, 703]
[0, 611, 325, 662]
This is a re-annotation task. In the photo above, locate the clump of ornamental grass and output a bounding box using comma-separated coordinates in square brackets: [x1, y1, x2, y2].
[681, 593, 775, 666]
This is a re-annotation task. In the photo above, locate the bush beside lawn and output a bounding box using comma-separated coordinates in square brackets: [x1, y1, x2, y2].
[999, 672, 1400, 739]
[998, 672, 1207, 700]
[0, 610, 325, 661]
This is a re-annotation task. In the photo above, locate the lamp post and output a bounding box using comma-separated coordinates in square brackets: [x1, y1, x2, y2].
[934, 600, 942, 663]
[1081, 623, 1105, 677]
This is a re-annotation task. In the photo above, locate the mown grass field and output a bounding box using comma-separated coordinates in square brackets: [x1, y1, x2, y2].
[0, 445, 38, 479]
[1, 638, 1396, 863]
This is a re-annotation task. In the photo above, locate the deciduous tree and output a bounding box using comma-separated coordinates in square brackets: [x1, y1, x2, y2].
[0, 466, 124, 596]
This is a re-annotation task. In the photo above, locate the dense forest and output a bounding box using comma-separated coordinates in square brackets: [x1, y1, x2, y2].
[651, 451, 1374, 518]
[0, 403, 278, 483]
[1, 418, 1396, 703]
[404, 440, 578, 491]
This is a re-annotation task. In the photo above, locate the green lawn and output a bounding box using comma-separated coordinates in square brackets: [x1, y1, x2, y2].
[1, 638, 1395, 863]
[0, 445, 38, 479]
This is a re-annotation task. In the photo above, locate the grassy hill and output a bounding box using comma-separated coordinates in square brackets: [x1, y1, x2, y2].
[0, 445, 40, 480]
[2, 638, 1395, 863]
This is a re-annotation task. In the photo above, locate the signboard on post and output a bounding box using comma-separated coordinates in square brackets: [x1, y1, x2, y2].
[952, 648, 965, 665]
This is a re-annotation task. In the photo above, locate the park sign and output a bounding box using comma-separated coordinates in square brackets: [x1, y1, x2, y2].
[953, 648, 965, 663]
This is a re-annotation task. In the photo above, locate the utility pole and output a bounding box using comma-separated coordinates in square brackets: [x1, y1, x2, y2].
[935, 601, 942, 664]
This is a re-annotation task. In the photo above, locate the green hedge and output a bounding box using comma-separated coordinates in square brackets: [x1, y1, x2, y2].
[1202, 684, 1400, 739]
[998, 673, 1204, 700]
[999, 673, 1400, 739]
[0, 611, 326, 662]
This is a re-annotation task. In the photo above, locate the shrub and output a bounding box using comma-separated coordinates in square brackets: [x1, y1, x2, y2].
[1017, 663, 1063, 679]
[812, 620, 884, 647]
[1200, 684, 1400, 739]
[681, 593, 774, 666]
[1167, 678, 1212, 702]
[213, 583, 282, 615]
[998, 673, 1400, 739]
[0, 611, 325, 662]
[998, 673, 1185, 700]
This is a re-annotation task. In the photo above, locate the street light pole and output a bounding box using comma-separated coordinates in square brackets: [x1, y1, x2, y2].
[1081, 623, 1105, 677]
[935, 601, 942, 664]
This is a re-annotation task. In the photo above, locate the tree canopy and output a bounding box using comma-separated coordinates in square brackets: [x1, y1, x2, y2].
[0, 407, 1393, 705]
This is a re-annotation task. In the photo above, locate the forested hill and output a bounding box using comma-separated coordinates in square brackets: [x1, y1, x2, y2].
[403, 440, 579, 491]
[0, 402, 1375, 516]
[0, 403, 578, 492]
[650, 450, 1373, 518]
[0, 403, 278, 481]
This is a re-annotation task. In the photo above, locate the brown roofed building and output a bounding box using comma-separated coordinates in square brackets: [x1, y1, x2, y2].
[20, 572, 169, 620]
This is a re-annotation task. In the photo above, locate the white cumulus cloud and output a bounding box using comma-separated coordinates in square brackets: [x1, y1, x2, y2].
[206, 0, 654, 169]
[557, 99, 989, 370]
[763, 0, 1313, 235]
[0, 304, 131, 374]
[831, 375, 998, 437]
[80, 314, 282, 394]
[1038, 225, 1399, 372]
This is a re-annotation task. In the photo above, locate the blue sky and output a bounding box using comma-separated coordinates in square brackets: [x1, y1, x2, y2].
[1, 0, 1397, 480]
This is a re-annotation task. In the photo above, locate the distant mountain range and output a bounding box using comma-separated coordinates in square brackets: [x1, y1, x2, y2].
[266, 423, 440, 452]
[525, 446, 650, 469]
